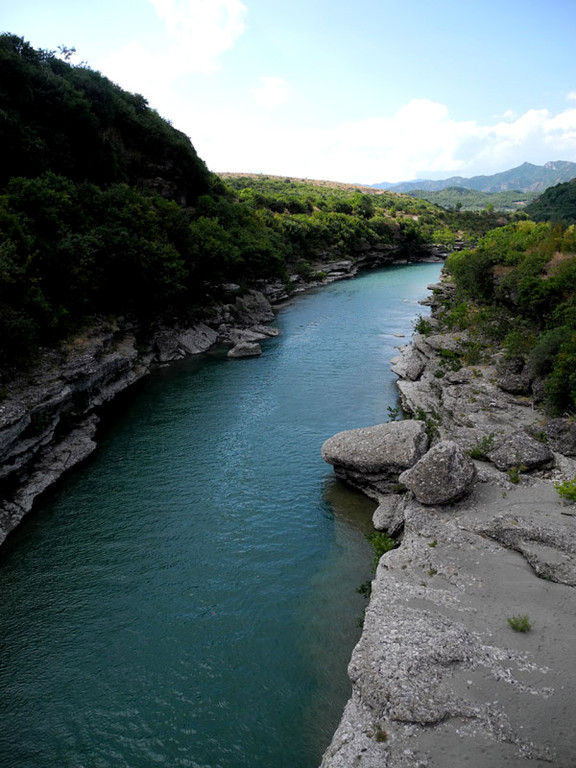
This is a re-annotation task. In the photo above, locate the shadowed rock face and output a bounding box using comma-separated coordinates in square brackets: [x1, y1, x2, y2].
[321, 421, 429, 498]
[0, 290, 278, 545]
[398, 440, 477, 505]
[544, 419, 576, 456]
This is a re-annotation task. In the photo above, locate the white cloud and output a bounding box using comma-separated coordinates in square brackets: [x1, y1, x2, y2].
[251, 77, 289, 108]
[97, 0, 247, 98]
[148, 0, 247, 70]
[191, 99, 576, 184]
[566, 91, 576, 101]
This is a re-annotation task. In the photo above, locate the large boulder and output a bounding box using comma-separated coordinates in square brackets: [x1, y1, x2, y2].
[399, 440, 476, 505]
[321, 420, 429, 498]
[495, 356, 532, 395]
[486, 430, 554, 471]
[232, 290, 274, 325]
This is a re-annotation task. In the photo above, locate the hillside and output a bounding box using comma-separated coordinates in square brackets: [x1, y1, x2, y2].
[373, 161, 576, 194]
[0, 31, 514, 379]
[0, 35, 211, 205]
[405, 186, 537, 213]
[525, 178, 576, 223]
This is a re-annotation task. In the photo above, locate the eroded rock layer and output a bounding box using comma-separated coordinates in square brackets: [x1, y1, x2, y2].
[0, 290, 277, 545]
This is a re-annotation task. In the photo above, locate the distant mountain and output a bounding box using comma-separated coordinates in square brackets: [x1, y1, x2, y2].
[525, 178, 576, 224]
[373, 161, 576, 194]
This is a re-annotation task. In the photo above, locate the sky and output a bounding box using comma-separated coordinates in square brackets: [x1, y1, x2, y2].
[4, 0, 576, 184]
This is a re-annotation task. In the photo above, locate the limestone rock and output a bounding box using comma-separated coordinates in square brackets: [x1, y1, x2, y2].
[321, 421, 429, 497]
[399, 440, 476, 505]
[177, 324, 217, 355]
[390, 346, 426, 381]
[251, 324, 280, 337]
[372, 495, 405, 535]
[153, 330, 184, 363]
[232, 289, 274, 325]
[227, 341, 262, 358]
[486, 430, 554, 471]
[495, 356, 532, 395]
[544, 418, 576, 456]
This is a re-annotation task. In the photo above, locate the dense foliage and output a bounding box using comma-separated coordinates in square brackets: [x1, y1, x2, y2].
[0, 34, 211, 204]
[222, 174, 508, 245]
[444, 221, 576, 413]
[525, 180, 576, 224]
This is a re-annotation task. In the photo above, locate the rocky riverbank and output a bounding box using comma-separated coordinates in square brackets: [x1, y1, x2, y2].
[0, 248, 445, 548]
[320, 279, 576, 767]
[0, 288, 280, 546]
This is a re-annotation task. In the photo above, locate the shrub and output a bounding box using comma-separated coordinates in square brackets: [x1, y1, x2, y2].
[467, 433, 495, 460]
[367, 532, 397, 569]
[413, 314, 432, 336]
[507, 466, 526, 484]
[507, 615, 532, 632]
[555, 477, 576, 502]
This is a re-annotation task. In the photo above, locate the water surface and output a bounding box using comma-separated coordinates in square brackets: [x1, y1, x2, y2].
[0, 263, 441, 768]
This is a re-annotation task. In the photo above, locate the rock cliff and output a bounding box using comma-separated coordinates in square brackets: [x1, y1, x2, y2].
[321, 279, 576, 767]
[0, 289, 277, 546]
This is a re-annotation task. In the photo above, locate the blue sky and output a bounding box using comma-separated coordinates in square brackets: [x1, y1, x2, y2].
[4, 0, 576, 183]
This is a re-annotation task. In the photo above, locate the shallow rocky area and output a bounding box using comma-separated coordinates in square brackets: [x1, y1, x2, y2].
[321, 280, 576, 767]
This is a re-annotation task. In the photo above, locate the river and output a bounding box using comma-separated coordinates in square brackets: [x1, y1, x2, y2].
[0, 263, 441, 768]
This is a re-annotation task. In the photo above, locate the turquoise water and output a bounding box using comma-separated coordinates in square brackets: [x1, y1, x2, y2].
[0, 263, 441, 768]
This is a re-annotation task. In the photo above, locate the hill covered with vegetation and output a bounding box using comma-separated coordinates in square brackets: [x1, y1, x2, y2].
[404, 186, 537, 213]
[525, 179, 576, 224]
[0, 34, 512, 380]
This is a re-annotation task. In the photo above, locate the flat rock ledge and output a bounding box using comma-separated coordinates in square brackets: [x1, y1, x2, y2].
[320, 280, 576, 768]
[227, 341, 262, 358]
[321, 485, 576, 768]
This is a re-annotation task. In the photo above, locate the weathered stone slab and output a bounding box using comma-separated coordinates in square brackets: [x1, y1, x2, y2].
[227, 341, 262, 358]
[177, 323, 218, 354]
[390, 346, 426, 381]
[486, 430, 554, 471]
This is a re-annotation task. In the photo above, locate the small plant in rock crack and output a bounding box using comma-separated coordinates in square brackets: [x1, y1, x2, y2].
[366, 532, 397, 569]
[413, 314, 433, 336]
[356, 580, 372, 598]
[386, 404, 401, 422]
[507, 614, 532, 632]
[467, 432, 496, 460]
[507, 465, 526, 484]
